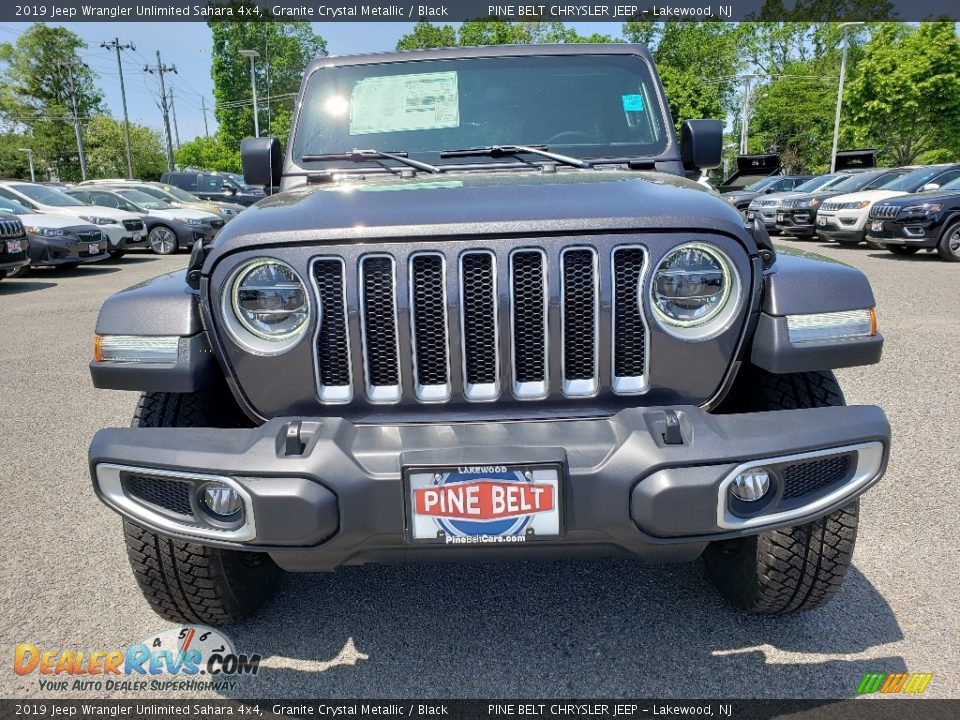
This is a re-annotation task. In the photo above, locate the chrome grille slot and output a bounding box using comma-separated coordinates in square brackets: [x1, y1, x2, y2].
[612, 247, 648, 394]
[510, 249, 549, 399]
[560, 247, 599, 397]
[312, 258, 352, 403]
[870, 205, 898, 220]
[460, 251, 499, 401]
[359, 255, 401, 402]
[409, 252, 450, 402]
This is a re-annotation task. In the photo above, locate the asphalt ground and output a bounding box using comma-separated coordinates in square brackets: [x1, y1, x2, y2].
[1, 239, 957, 700]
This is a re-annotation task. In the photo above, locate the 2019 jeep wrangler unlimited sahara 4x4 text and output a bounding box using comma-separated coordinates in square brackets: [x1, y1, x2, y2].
[88, 45, 889, 624]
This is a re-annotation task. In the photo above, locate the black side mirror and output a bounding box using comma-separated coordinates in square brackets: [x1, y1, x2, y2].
[241, 137, 282, 192]
[680, 119, 723, 171]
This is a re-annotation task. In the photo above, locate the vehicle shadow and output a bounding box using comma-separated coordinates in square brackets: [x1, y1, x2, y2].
[866, 252, 942, 262]
[0, 280, 57, 294]
[216, 561, 905, 699]
[39, 265, 122, 278]
[99, 255, 160, 265]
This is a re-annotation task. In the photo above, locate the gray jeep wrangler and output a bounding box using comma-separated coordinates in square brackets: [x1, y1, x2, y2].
[88, 45, 889, 624]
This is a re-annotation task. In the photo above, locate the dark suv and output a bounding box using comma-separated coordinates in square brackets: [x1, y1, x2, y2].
[866, 175, 960, 261]
[721, 175, 813, 213]
[160, 171, 264, 207]
[89, 45, 890, 624]
[0, 212, 29, 278]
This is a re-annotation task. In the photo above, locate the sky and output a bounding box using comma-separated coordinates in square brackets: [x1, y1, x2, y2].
[0, 21, 625, 143]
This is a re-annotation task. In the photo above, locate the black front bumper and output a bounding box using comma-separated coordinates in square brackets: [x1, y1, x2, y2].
[777, 210, 816, 238]
[866, 219, 939, 248]
[26, 234, 108, 266]
[0, 236, 29, 273]
[89, 405, 890, 571]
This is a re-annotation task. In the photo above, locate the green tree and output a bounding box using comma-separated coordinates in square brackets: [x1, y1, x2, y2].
[396, 20, 458, 50]
[209, 5, 327, 146]
[175, 136, 241, 173]
[0, 24, 103, 181]
[395, 21, 615, 50]
[84, 116, 167, 180]
[846, 22, 960, 165]
[0, 133, 40, 180]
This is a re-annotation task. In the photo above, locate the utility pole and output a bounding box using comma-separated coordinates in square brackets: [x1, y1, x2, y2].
[830, 22, 865, 173]
[56, 60, 88, 180]
[739, 74, 757, 156]
[18, 148, 35, 182]
[200, 96, 210, 137]
[239, 49, 260, 137]
[102, 38, 135, 178]
[168, 88, 181, 151]
[145, 51, 177, 172]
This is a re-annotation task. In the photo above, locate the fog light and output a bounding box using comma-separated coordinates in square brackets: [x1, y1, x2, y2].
[786, 309, 875, 344]
[95, 334, 179, 364]
[730, 468, 771, 502]
[199, 482, 243, 520]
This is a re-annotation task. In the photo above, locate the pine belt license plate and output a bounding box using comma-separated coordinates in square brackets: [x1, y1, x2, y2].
[405, 464, 562, 545]
[6, 240, 22, 253]
[871, 220, 884, 232]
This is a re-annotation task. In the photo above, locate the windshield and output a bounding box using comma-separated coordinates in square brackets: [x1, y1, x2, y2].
[10, 183, 85, 207]
[879, 166, 951, 192]
[116, 189, 171, 210]
[826, 173, 886, 193]
[793, 175, 840, 193]
[156, 184, 201, 202]
[0, 198, 31, 215]
[742, 177, 778, 192]
[939, 176, 960, 191]
[292, 54, 668, 167]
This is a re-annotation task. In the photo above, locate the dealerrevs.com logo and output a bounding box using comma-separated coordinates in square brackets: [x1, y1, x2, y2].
[14, 625, 261, 692]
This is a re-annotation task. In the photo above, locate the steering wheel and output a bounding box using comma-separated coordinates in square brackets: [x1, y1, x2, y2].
[545, 131, 599, 145]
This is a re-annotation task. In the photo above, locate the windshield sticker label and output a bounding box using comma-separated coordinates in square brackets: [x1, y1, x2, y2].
[349, 71, 459, 135]
[622, 94, 645, 112]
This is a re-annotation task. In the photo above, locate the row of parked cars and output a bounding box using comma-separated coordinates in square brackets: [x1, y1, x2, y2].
[0, 172, 257, 280]
[722, 163, 960, 262]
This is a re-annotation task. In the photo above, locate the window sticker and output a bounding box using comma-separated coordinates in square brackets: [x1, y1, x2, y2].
[622, 94, 645, 112]
[349, 71, 460, 135]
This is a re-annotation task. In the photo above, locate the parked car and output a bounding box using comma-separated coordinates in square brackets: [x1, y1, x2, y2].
[745, 173, 857, 232]
[865, 175, 960, 261]
[0, 212, 29, 279]
[68, 187, 224, 255]
[160, 171, 264, 206]
[0, 196, 107, 275]
[776, 168, 911, 239]
[89, 44, 890, 624]
[0, 181, 144, 258]
[79, 179, 245, 221]
[818, 164, 960, 246]
[721, 174, 813, 212]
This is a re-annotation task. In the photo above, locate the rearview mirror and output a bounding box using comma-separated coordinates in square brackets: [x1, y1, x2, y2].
[680, 119, 723, 171]
[241, 137, 282, 192]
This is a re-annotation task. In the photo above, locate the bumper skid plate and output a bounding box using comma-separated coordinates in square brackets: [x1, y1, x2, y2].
[89, 404, 889, 571]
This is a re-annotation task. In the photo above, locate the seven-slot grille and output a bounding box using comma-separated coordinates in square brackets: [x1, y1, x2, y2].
[311, 246, 649, 405]
[869, 205, 899, 220]
[0, 219, 24, 239]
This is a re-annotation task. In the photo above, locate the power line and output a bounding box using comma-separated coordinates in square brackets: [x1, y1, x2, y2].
[144, 51, 177, 173]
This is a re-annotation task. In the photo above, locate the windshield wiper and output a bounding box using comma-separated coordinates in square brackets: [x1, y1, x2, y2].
[439, 144, 592, 169]
[300, 149, 440, 174]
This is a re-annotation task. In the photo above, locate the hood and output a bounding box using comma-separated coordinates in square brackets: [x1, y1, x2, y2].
[722, 190, 759, 202]
[19, 212, 90, 230]
[825, 189, 907, 205]
[211, 169, 750, 256]
[44, 205, 141, 222]
[151, 208, 220, 222]
[871, 188, 960, 206]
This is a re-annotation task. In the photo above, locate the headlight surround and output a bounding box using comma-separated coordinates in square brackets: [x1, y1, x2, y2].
[223, 258, 311, 354]
[175, 217, 204, 226]
[25, 226, 65, 237]
[897, 202, 942, 220]
[79, 215, 117, 226]
[649, 243, 741, 338]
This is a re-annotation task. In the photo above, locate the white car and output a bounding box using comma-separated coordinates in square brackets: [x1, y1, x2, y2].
[0, 181, 145, 257]
[817, 165, 960, 245]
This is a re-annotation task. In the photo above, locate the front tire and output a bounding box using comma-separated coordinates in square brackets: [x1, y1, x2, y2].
[124, 389, 279, 624]
[708, 367, 858, 613]
[147, 225, 178, 255]
[937, 221, 960, 262]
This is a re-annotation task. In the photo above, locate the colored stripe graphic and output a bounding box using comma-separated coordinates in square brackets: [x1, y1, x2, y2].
[857, 672, 933, 694]
[857, 673, 886, 694]
[903, 673, 934, 694]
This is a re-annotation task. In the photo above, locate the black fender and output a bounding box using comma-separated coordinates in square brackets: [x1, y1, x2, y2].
[750, 250, 883, 374]
[90, 271, 218, 392]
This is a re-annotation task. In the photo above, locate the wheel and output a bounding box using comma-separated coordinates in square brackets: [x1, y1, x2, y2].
[5, 265, 28, 278]
[886, 245, 919, 256]
[706, 367, 858, 613]
[123, 389, 278, 624]
[937, 221, 960, 262]
[147, 225, 178, 255]
[108, 249, 127, 259]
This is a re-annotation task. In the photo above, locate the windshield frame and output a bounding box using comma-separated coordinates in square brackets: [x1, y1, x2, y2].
[290, 51, 675, 173]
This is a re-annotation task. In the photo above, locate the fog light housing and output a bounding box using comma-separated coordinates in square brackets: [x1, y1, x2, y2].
[786, 309, 876, 344]
[95, 335, 179, 364]
[730, 468, 771, 502]
[199, 482, 243, 520]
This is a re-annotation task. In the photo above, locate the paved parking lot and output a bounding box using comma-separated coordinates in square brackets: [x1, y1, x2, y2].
[1, 241, 957, 699]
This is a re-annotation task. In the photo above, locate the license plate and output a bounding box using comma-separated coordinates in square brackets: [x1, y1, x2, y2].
[6, 240, 22, 253]
[871, 221, 884, 232]
[818, 216, 827, 226]
[746, 211, 755, 220]
[777, 213, 786, 222]
[132, 232, 143, 242]
[89, 243, 100, 255]
[406, 464, 561, 544]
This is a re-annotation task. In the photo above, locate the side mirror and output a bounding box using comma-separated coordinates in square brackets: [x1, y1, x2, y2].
[763, 187, 774, 194]
[680, 119, 723, 171]
[921, 183, 940, 191]
[241, 137, 282, 192]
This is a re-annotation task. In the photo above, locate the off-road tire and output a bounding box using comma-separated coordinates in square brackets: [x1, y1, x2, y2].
[937, 220, 960, 262]
[123, 388, 278, 624]
[886, 245, 919, 256]
[707, 366, 858, 613]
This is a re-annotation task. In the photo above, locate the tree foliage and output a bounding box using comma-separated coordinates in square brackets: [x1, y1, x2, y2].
[0, 24, 103, 181]
[175, 136, 241, 173]
[208, 4, 327, 148]
[396, 20, 615, 50]
[84, 116, 168, 180]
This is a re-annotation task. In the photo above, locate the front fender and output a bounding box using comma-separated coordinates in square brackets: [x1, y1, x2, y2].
[750, 250, 883, 374]
[91, 271, 217, 392]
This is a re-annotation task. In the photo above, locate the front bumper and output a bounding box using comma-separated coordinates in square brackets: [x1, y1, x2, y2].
[1, 236, 29, 273]
[26, 234, 108, 266]
[777, 210, 817, 237]
[89, 404, 890, 570]
[745, 208, 779, 228]
[866, 218, 939, 248]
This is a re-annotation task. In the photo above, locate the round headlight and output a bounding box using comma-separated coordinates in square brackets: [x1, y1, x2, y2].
[651, 243, 737, 332]
[226, 259, 310, 352]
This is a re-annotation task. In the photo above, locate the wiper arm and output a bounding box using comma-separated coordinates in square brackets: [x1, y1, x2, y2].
[439, 144, 592, 169]
[300, 149, 440, 174]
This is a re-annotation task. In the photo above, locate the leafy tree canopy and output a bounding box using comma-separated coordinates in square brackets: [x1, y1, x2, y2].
[175, 136, 241, 174]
